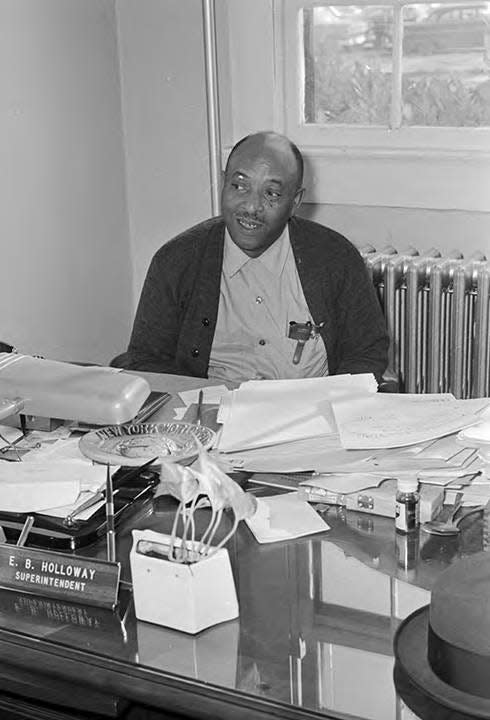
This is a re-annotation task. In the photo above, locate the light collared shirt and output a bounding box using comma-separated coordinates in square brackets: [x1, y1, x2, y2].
[208, 227, 328, 383]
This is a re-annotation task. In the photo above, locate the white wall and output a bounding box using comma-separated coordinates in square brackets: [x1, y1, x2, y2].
[0, 0, 132, 364]
[0, 0, 213, 365]
[116, 0, 212, 306]
[2, 1, 487, 368]
[300, 203, 490, 258]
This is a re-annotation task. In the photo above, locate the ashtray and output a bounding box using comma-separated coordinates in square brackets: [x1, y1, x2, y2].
[78, 422, 216, 466]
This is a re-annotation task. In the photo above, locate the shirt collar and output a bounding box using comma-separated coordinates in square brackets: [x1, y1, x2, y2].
[223, 225, 290, 278]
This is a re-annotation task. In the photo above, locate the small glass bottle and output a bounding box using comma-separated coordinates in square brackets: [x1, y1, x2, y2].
[395, 477, 419, 534]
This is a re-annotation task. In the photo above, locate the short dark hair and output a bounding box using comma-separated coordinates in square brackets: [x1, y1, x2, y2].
[224, 132, 304, 188]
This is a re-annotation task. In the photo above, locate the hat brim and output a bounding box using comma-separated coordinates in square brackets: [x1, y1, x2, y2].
[394, 606, 490, 719]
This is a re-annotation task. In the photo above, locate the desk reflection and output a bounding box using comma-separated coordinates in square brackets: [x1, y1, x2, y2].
[136, 619, 240, 688]
[231, 504, 486, 719]
[0, 491, 486, 720]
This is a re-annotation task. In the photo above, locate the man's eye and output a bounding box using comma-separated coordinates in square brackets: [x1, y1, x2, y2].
[232, 182, 247, 191]
[266, 190, 281, 200]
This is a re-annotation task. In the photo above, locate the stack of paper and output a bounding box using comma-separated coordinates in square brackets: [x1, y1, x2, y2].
[332, 393, 490, 450]
[218, 427, 482, 477]
[217, 374, 377, 453]
[215, 384, 490, 483]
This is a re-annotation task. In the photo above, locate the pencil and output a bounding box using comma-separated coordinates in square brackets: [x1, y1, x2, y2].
[196, 389, 204, 426]
[17, 515, 35, 547]
[105, 463, 116, 562]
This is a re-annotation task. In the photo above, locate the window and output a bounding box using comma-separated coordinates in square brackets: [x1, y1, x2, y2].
[302, 3, 490, 128]
[280, 0, 490, 149]
[221, 0, 490, 211]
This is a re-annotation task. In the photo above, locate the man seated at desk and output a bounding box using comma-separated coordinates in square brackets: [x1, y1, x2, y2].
[112, 131, 388, 383]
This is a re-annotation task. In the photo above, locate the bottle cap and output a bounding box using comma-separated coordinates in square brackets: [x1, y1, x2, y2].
[397, 476, 419, 493]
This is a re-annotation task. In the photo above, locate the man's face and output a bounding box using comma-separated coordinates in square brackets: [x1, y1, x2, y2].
[221, 136, 303, 258]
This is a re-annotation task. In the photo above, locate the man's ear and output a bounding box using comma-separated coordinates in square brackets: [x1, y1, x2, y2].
[291, 187, 305, 216]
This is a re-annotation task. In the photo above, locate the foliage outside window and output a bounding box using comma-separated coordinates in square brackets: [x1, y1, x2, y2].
[303, 2, 490, 128]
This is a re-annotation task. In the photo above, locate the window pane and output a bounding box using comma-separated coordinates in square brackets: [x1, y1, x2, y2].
[302, 3, 490, 128]
[303, 5, 393, 126]
[401, 3, 490, 127]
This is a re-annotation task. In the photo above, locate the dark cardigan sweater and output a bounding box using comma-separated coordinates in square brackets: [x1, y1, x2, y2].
[112, 216, 389, 381]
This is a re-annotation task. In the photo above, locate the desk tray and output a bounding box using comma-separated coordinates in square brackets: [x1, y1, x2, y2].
[0, 466, 160, 551]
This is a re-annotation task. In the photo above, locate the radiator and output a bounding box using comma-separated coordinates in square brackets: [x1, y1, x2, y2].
[361, 247, 490, 399]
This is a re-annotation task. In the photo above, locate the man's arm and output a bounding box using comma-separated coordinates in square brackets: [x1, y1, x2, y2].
[111, 247, 184, 374]
[291, 218, 389, 383]
[334, 243, 389, 382]
[111, 219, 224, 376]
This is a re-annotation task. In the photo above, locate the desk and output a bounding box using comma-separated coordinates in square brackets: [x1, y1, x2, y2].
[0, 373, 485, 720]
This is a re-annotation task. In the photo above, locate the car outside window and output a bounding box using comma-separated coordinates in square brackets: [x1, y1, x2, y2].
[301, 2, 490, 128]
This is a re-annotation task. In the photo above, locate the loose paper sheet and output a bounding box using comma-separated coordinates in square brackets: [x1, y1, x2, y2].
[218, 374, 377, 453]
[332, 394, 490, 449]
[0, 461, 107, 513]
[458, 421, 490, 445]
[0, 464, 80, 512]
[42, 490, 105, 520]
[244, 492, 330, 543]
[178, 385, 228, 407]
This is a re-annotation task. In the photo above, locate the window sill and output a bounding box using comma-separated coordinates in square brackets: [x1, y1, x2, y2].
[223, 142, 490, 211]
[301, 145, 490, 210]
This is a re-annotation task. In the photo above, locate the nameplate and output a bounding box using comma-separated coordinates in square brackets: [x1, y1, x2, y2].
[0, 544, 120, 609]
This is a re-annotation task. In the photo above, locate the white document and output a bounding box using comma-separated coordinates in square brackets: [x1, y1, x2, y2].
[244, 492, 330, 543]
[178, 385, 228, 407]
[23, 436, 92, 463]
[458, 421, 490, 445]
[22, 438, 110, 491]
[218, 374, 377, 453]
[0, 460, 107, 512]
[0, 463, 80, 512]
[173, 407, 187, 420]
[42, 490, 105, 520]
[333, 393, 488, 450]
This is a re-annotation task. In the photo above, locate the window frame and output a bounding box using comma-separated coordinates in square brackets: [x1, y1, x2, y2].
[278, 0, 490, 150]
[219, 0, 490, 212]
